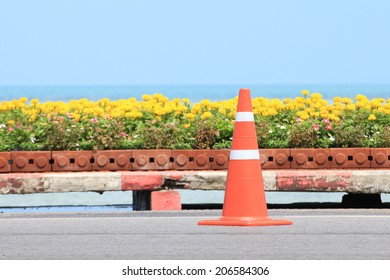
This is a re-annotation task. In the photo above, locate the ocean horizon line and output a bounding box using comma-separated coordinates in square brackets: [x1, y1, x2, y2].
[1, 82, 390, 88]
[1, 84, 390, 103]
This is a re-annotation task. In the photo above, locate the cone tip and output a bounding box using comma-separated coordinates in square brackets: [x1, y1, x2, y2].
[237, 88, 253, 112]
[239, 88, 251, 94]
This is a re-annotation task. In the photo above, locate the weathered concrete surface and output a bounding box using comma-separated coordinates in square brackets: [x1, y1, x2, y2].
[351, 170, 390, 194]
[1, 170, 390, 195]
[122, 171, 164, 191]
[164, 171, 227, 190]
[44, 172, 122, 193]
[275, 170, 352, 192]
[0, 173, 45, 194]
[151, 190, 182, 210]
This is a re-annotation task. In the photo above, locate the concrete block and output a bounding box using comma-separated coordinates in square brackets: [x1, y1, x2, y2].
[151, 190, 181, 211]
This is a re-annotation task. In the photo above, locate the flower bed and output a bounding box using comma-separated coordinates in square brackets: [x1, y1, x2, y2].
[1, 91, 390, 151]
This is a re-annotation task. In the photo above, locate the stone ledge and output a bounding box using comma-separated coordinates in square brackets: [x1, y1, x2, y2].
[1, 170, 390, 195]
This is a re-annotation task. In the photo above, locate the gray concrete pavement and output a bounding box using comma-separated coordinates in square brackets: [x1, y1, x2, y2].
[1, 209, 390, 260]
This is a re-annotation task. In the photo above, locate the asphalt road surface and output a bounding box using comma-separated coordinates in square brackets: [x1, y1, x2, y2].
[1, 209, 390, 260]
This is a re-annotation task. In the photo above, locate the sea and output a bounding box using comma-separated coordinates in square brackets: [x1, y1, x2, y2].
[1, 84, 390, 103]
[1, 84, 390, 212]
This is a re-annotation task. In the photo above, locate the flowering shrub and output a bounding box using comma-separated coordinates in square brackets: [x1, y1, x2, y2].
[1, 91, 390, 151]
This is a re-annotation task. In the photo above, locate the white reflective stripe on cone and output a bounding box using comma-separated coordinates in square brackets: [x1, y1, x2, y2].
[235, 112, 254, 122]
[230, 150, 260, 160]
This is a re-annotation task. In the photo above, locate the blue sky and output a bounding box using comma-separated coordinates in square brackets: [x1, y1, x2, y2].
[1, 0, 389, 86]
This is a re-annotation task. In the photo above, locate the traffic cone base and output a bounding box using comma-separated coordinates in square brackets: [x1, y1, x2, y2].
[198, 217, 292, 226]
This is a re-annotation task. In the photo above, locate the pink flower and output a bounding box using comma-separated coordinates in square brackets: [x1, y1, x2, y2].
[296, 118, 302, 123]
[121, 132, 127, 138]
[8, 127, 14, 131]
[322, 118, 330, 125]
[313, 124, 320, 131]
[325, 125, 333, 131]
[91, 117, 99, 123]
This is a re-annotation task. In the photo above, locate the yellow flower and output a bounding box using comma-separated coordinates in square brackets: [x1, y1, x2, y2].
[142, 94, 152, 101]
[200, 99, 211, 107]
[200, 112, 212, 119]
[332, 110, 341, 117]
[301, 89, 310, 96]
[12, 100, 20, 108]
[111, 111, 121, 118]
[152, 93, 168, 103]
[182, 98, 190, 105]
[73, 113, 81, 122]
[301, 113, 310, 120]
[368, 114, 377, 121]
[185, 113, 196, 120]
[341, 97, 352, 104]
[84, 108, 94, 115]
[191, 104, 201, 114]
[98, 98, 110, 106]
[183, 123, 191, 128]
[172, 98, 181, 104]
[218, 107, 226, 114]
[152, 93, 163, 100]
[378, 107, 385, 113]
[355, 94, 368, 102]
[371, 100, 383, 108]
[378, 98, 385, 103]
[310, 93, 322, 99]
[154, 107, 165, 116]
[333, 96, 342, 103]
[19, 97, 28, 103]
[173, 104, 187, 114]
[267, 108, 277, 116]
[328, 113, 338, 121]
[210, 102, 220, 109]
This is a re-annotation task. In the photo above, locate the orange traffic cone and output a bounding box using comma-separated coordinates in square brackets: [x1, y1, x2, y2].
[198, 88, 292, 226]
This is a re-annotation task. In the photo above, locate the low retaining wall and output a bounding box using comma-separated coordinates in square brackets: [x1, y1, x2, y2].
[2, 148, 390, 173]
[1, 170, 390, 195]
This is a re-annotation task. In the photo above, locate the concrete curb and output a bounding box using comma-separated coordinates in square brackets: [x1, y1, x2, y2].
[1, 170, 390, 195]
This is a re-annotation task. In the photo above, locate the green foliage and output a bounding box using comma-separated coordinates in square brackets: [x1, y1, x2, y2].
[2, 94, 390, 151]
